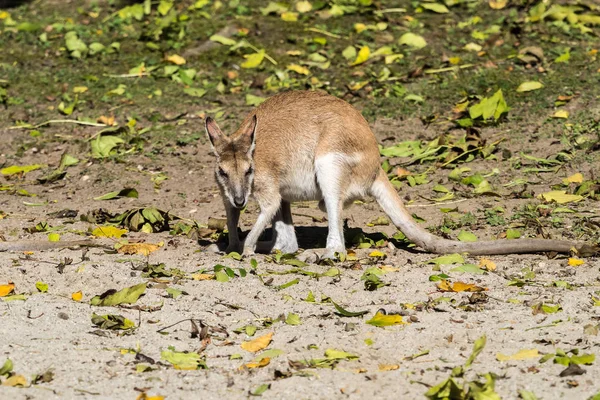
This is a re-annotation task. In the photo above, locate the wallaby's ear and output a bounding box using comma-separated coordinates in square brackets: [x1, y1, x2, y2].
[236, 115, 257, 155]
[205, 117, 226, 153]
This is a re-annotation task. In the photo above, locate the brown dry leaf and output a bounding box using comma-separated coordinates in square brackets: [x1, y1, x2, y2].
[378, 364, 400, 371]
[437, 280, 487, 293]
[395, 167, 412, 178]
[0, 282, 15, 297]
[2, 374, 27, 387]
[71, 291, 83, 302]
[117, 242, 162, 256]
[241, 357, 270, 369]
[241, 332, 273, 353]
[479, 258, 496, 271]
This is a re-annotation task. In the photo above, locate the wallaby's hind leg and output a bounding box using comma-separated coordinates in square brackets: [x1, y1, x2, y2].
[315, 154, 347, 259]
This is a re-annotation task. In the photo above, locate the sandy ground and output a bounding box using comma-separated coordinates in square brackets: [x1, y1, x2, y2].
[1, 120, 600, 400]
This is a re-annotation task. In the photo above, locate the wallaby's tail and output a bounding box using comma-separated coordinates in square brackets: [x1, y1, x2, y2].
[370, 169, 595, 256]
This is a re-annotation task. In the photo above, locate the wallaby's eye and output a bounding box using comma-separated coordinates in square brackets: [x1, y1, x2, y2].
[218, 168, 228, 179]
[245, 167, 254, 177]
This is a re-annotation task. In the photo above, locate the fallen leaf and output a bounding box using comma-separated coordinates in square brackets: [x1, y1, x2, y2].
[287, 64, 310, 75]
[489, 0, 507, 9]
[366, 312, 405, 327]
[2, 374, 27, 387]
[1, 164, 44, 176]
[497, 349, 539, 361]
[539, 191, 583, 204]
[398, 33, 427, 49]
[242, 357, 270, 369]
[92, 226, 128, 238]
[479, 258, 497, 271]
[161, 349, 207, 370]
[191, 273, 215, 280]
[166, 54, 186, 65]
[568, 258, 584, 267]
[563, 173, 583, 184]
[117, 242, 162, 256]
[350, 46, 370, 66]
[71, 291, 83, 301]
[35, 281, 48, 293]
[241, 332, 273, 352]
[241, 50, 265, 69]
[378, 364, 400, 371]
[0, 282, 15, 297]
[437, 280, 487, 292]
[516, 81, 543, 92]
[136, 393, 165, 400]
[90, 282, 147, 306]
[553, 110, 569, 119]
[296, 1, 312, 13]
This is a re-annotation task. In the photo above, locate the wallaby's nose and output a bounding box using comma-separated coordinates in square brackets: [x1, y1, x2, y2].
[233, 196, 245, 208]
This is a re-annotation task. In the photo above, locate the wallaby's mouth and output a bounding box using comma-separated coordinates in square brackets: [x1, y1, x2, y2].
[232, 199, 247, 209]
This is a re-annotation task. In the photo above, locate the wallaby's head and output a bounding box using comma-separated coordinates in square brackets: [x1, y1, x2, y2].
[205, 115, 257, 209]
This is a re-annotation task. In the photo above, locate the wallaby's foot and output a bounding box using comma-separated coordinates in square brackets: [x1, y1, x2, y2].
[226, 243, 242, 254]
[322, 247, 346, 260]
[297, 249, 319, 264]
[243, 246, 256, 256]
[273, 242, 299, 254]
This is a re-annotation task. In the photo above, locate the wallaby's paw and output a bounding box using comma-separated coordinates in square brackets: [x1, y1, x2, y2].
[226, 244, 242, 254]
[297, 249, 319, 264]
[322, 247, 346, 260]
[243, 246, 256, 256]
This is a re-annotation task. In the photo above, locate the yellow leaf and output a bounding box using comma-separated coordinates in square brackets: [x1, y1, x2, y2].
[479, 258, 496, 272]
[136, 393, 165, 400]
[117, 242, 162, 256]
[366, 312, 405, 327]
[92, 226, 128, 238]
[48, 233, 60, 242]
[496, 349, 539, 361]
[489, 0, 507, 9]
[552, 110, 569, 119]
[241, 332, 273, 352]
[0, 282, 15, 297]
[539, 190, 584, 204]
[350, 46, 370, 66]
[287, 64, 310, 75]
[368, 250, 386, 258]
[296, 1, 312, 13]
[348, 81, 369, 91]
[166, 54, 186, 65]
[516, 81, 543, 92]
[242, 357, 270, 369]
[281, 11, 298, 21]
[354, 23, 367, 33]
[563, 173, 583, 184]
[2, 374, 27, 387]
[241, 51, 265, 69]
[97, 115, 116, 125]
[0, 11, 9, 19]
[568, 258, 585, 267]
[73, 86, 88, 93]
[191, 273, 215, 281]
[71, 291, 83, 301]
[378, 364, 400, 371]
[286, 50, 303, 56]
[437, 280, 486, 293]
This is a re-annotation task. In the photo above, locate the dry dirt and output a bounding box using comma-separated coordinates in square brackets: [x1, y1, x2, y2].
[1, 118, 600, 400]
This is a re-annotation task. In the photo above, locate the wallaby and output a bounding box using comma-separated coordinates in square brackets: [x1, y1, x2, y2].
[205, 90, 595, 259]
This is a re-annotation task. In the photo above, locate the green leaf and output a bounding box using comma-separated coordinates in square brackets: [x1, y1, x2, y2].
[324, 349, 358, 360]
[91, 313, 135, 330]
[161, 348, 207, 369]
[166, 287, 184, 299]
[457, 231, 478, 242]
[246, 94, 267, 106]
[506, 229, 521, 239]
[250, 383, 271, 396]
[275, 278, 299, 290]
[241, 50, 265, 69]
[427, 253, 464, 266]
[516, 81, 543, 92]
[539, 190, 584, 204]
[91, 134, 125, 158]
[94, 188, 138, 201]
[35, 281, 48, 293]
[465, 335, 486, 368]
[1, 164, 44, 176]
[518, 390, 539, 400]
[183, 87, 207, 98]
[332, 301, 369, 317]
[342, 46, 357, 61]
[285, 313, 301, 325]
[421, 3, 449, 13]
[398, 32, 427, 49]
[90, 283, 147, 306]
[89, 42, 105, 55]
[450, 264, 485, 274]
[0, 359, 13, 376]
[210, 34, 236, 46]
